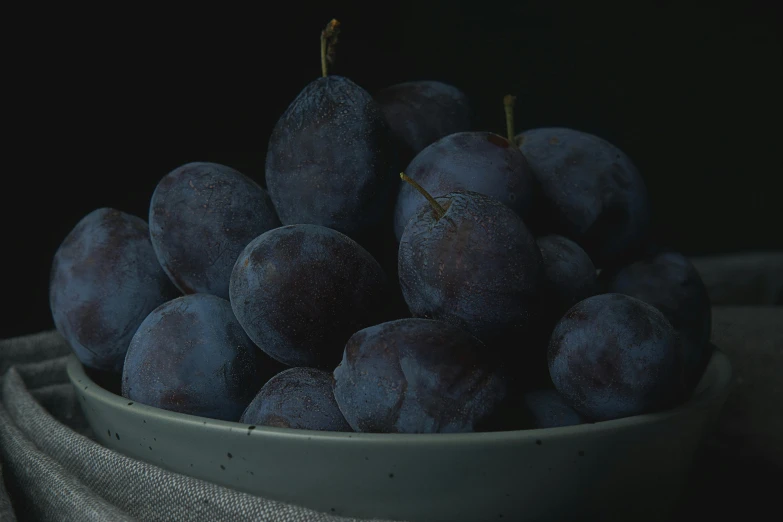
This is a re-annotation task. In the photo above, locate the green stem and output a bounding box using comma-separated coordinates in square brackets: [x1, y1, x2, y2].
[400, 173, 446, 220]
[320, 19, 341, 77]
[320, 35, 328, 77]
[503, 94, 517, 143]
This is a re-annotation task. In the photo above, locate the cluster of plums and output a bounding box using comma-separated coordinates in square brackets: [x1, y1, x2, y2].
[49, 20, 712, 434]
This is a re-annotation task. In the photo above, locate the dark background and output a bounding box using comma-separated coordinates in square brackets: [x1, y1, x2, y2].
[4, 1, 781, 339]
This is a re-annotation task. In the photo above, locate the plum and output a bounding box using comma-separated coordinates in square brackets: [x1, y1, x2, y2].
[522, 389, 588, 429]
[240, 367, 351, 432]
[149, 161, 280, 299]
[265, 20, 396, 238]
[121, 294, 283, 421]
[49, 208, 179, 373]
[229, 224, 388, 369]
[393, 126, 536, 241]
[390, 94, 536, 242]
[517, 235, 598, 389]
[548, 293, 685, 421]
[375, 80, 471, 167]
[537, 234, 598, 320]
[397, 176, 543, 348]
[332, 318, 507, 433]
[604, 251, 712, 389]
[392, 130, 536, 242]
[516, 127, 651, 267]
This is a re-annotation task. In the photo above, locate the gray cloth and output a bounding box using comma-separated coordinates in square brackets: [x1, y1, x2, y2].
[692, 252, 783, 306]
[671, 306, 783, 522]
[0, 332, 398, 522]
[708, 306, 783, 466]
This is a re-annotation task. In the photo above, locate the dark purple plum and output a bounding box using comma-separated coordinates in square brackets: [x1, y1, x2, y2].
[149, 162, 280, 299]
[517, 127, 651, 267]
[121, 294, 283, 421]
[265, 21, 396, 238]
[604, 251, 712, 389]
[240, 367, 351, 432]
[230, 224, 388, 369]
[548, 293, 685, 421]
[516, 235, 598, 387]
[375, 80, 471, 167]
[522, 389, 588, 429]
[333, 318, 507, 433]
[393, 131, 535, 241]
[49, 208, 179, 373]
[537, 234, 598, 320]
[398, 178, 543, 348]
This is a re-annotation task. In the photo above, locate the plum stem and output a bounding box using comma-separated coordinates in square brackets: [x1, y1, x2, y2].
[400, 173, 446, 220]
[504, 94, 517, 143]
[320, 19, 341, 77]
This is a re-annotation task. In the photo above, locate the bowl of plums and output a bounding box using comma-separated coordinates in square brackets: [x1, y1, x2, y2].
[59, 20, 732, 522]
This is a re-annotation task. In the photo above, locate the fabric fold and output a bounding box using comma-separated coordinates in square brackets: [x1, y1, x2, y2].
[0, 391, 135, 521]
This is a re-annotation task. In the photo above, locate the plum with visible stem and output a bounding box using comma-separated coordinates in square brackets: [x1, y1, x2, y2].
[265, 19, 397, 238]
[393, 95, 535, 241]
[397, 173, 543, 351]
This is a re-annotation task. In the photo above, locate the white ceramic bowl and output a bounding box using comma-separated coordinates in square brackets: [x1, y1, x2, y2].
[66, 348, 732, 522]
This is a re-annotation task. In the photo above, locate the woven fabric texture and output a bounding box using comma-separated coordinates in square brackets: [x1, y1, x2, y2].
[0, 331, 398, 522]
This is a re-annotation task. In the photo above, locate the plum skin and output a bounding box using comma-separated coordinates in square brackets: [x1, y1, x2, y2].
[121, 294, 281, 421]
[605, 251, 713, 389]
[393, 131, 535, 241]
[49, 208, 179, 373]
[265, 75, 397, 238]
[230, 224, 389, 369]
[375, 80, 472, 167]
[517, 127, 651, 267]
[332, 318, 507, 434]
[537, 234, 598, 320]
[398, 190, 543, 347]
[547, 293, 685, 421]
[522, 389, 587, 429]
[148, 161, 280, 299]
[240, 367, 352, 432]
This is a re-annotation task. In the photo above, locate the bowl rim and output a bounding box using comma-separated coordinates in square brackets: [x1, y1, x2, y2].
[66, 347, 732, 446]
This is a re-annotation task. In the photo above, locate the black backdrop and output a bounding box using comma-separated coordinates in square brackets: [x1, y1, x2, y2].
[4, 1, 780, 339]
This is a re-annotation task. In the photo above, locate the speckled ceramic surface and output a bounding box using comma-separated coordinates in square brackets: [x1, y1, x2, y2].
[66, 349, 732, 522]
